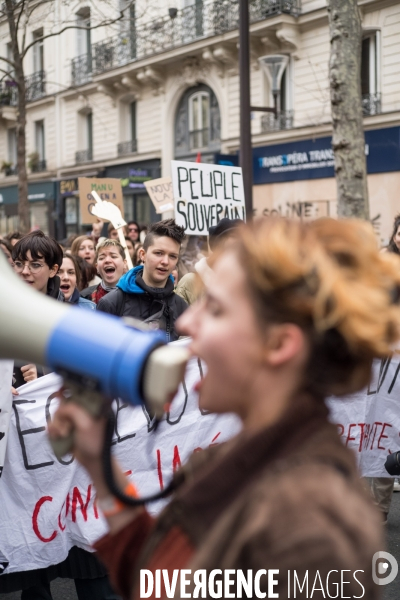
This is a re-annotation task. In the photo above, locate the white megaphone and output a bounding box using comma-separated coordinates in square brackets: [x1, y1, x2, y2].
[0, 249, 189, 418]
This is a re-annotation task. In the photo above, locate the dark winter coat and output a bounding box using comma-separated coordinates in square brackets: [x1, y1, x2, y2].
[97, 266, 188, 342]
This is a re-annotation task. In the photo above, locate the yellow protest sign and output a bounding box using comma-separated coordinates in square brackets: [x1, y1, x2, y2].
[78, 178, 124, 224]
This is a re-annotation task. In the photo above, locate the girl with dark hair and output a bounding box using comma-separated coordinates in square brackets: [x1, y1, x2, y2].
[59, 254, 95, 309]
[50, 217, 400, 600]
[387, 213, 400, 254]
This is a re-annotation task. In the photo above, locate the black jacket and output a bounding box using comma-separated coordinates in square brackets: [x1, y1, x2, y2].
[97, 272, 188, 342]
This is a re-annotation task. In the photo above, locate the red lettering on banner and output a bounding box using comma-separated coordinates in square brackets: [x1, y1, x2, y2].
[72, 484, 92, 522]
[157, 449, 164, 490]
[378, 423, 392, 450]
[337, 424, 345, 437]
[358, 423, 366, 452]
[172, 445, 181, 472]
[345, 424, 357, 447]
[370, 422, 382, 450]
[32, 496, 57, 543]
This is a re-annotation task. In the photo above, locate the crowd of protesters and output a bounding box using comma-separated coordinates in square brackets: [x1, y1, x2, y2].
[2, 213, 400, 599]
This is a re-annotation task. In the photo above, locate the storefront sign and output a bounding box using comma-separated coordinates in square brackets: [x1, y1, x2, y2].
[253, 126, 400, 185]
[60, 179, 78, 196]
[78, 178, 124, 224]
[144, 177, 174, 214]
[121, 169, 153, 190]
[172, 160, 245, 235]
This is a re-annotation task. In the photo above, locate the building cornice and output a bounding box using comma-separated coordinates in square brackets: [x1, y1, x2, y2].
[57, 151, 162, 178]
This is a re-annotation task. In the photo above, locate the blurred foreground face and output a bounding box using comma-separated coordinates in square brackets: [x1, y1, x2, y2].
[394, 225, 400, 251]
[96, 245, 126, 287]
[78, 239, 96, 264]
[59, 256, 77, 301]
[178, 252, 264, 418]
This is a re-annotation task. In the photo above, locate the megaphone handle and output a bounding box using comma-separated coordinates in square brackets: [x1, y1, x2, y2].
[50, 379, 108, 460]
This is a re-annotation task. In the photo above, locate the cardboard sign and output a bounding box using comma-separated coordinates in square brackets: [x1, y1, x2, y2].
[144, 177, 174, 214]
[78, 178, 124, 224]
[171, 161, 246, 235]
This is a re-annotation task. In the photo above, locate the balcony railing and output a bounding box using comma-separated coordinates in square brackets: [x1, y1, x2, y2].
[261, 110, 294, 132]
[71, 54, 93, 86]
[2, 166, 18, 176]
[75, 149, 93, 164]
[25, 71, 46, 102]
[117, 140, 138, 156]
[362, 92, 381, 116]
[0, 82, 18, 106]
[75, 0, 300, 78]
[31, 159, 47, 173]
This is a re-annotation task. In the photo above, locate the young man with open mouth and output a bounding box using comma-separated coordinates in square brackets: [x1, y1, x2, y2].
[97, 219, 188, 341]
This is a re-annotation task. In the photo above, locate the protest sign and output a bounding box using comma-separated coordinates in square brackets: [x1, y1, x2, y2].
[144, 177, 174, 214]
[78, 178, 124, 224]
[0, 343, 241, 575]
[328, 355, 400, 477]
[171, 161, 245, 235]
[0, 361, 13, 478]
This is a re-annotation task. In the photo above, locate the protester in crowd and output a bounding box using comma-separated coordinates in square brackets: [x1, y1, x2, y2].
[81, 239, 127, 305]
[5, 230, 23, 246]
[76, 255, 98, 291]
[97, 219, 187, 341]
[171, 265, 179, 287]
[387, 213, 400, 254]
[0, 238, 13, 265]
[59, 254, 96, 309]
[127, 220, 141, 244]
[108, 223, 128, 240]
[51, 217, 400, 600]
[70, 235, 96, 265]
[124, 237, 135, 262]
[133, 243, 143, 266]
[176, 218, 243, 305]
[70, 235, 101, 286]
[1, 231, 119, 600]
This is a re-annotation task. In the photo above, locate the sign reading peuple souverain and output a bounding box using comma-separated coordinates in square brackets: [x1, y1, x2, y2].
[171, 160, 246, 235]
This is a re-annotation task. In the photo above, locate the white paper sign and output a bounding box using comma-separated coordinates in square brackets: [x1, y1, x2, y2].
[144, 177, 175, 214]
[0, 347, 240, 575]
[171, 161, 245, 235]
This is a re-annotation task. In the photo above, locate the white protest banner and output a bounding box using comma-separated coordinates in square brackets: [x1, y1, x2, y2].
[0, 342, 241, 575]
[328, 355, 400, 477]
[0, 361, 13, 478]
[171, 160, 245, 235]
[144, 177, 174, 214]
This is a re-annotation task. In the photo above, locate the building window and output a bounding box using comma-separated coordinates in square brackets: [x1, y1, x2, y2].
[189, 91, 209, 150]
[119, 0, 136, 59]
[259, 54, 294, 132]
[32, 29, 44, 73]
[117, 100, 137, 156]
[175, 84, 220, 161]
[76, 111, 93, 163]
[31, 120, 46, 172]
[7, 128, 17, 175]
[361, 31, 381, 115]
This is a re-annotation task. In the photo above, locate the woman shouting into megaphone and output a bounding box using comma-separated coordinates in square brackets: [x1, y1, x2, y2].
[50, 217, 400, 600]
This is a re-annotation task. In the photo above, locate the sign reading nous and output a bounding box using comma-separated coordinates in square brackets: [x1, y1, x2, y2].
[253, 127, 400, 185]
[171, 160, 245, 235]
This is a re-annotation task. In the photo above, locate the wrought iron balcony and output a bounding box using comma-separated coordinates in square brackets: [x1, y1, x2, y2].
[31, 159, 47, 173]
[261, 110, 294, 132]
[0, 82, 18, 106]
[25, 71, 46, 102]
[117, 140, 138, 156]
[3, 165, 17, 176]
[362, 92, 381, 116]
[75, 149, 93, 164]
[71, 54, 92, 86]
[82, 0, 300, 77]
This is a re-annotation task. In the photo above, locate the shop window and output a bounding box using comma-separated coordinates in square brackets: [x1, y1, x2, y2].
[361, 31, 381, 115]
[30, 202, 49, 234]
[175, 84, 220, 160]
